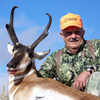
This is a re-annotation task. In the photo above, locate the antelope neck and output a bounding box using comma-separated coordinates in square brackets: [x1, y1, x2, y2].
[9, 62, 33, 85]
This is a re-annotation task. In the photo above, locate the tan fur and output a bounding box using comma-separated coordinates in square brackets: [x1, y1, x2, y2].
[8, 63, 100, 100]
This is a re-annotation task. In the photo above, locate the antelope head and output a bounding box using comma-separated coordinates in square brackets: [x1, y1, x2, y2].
[6, 6, 52, 75]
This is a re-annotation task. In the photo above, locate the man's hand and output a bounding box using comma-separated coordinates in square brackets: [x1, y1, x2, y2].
[73, 70, 91, 91]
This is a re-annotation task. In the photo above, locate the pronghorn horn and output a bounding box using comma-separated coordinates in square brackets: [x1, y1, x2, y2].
[30, 13, 52, 50]
[6, 6, 19, 46]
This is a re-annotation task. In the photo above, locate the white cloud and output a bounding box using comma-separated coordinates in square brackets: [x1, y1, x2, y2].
[17, 25, 44, 45]
[14, 12, 34, 28]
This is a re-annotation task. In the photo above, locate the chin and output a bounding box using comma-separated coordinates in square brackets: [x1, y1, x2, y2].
[69, 47, 79, 53]
[71, 46, 79, 49]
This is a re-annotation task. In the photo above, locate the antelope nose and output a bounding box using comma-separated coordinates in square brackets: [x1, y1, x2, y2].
[7, 63, 14, 68]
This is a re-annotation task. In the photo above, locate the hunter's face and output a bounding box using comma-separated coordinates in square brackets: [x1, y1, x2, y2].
[60, 26, 85, 53]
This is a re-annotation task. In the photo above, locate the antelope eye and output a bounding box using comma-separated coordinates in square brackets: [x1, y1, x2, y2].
[29, 53, 33, 58]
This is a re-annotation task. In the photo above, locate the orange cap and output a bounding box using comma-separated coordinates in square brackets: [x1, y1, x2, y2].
[60, 13, 83, 31]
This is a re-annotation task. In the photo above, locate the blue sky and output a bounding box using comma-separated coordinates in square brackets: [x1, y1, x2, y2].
[0, 0, 100, 93]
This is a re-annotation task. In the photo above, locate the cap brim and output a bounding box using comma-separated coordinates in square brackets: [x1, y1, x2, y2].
[61, 23, 82, 31]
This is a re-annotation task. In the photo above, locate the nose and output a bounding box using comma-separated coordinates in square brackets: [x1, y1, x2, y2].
[71, 33, 76, 38]
[7, 62, 15, 68]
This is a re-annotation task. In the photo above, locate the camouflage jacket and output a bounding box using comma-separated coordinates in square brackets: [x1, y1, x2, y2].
[37, 39, 100, 87]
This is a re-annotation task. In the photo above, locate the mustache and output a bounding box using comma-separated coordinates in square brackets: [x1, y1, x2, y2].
[69, 38, 79, 42]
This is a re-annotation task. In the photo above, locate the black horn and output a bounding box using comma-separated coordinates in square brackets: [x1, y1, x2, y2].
[6, 6, 19, 46]
[30, 13, 52, 50]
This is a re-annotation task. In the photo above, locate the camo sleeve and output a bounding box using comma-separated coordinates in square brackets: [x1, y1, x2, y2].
[37, 51, 58, 78]
[93, 39, 100, 71]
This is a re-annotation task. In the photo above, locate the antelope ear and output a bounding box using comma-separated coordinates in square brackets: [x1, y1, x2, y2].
[7, 43, 14, 55]
[34, 49, 50, 60]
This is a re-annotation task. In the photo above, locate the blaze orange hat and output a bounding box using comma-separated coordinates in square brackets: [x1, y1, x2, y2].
[60, 13, 83, 31]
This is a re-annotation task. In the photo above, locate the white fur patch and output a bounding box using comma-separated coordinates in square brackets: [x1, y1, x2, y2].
[29, 87, 74, 100]
[19, 61, 29, 71]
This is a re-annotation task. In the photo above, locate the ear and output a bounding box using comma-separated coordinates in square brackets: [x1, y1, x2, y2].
[34, 49, 50, 60]
[60, 32, 64, 40]
[7, 43, 14, 55]
[83, 29, 85, 36]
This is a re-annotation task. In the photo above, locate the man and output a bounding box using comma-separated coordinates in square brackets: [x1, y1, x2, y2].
[37, 13, 100, 97]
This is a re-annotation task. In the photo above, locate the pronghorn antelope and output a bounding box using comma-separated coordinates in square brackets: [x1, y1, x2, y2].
[6, 6, 100, 100]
